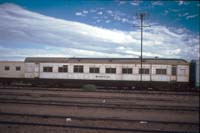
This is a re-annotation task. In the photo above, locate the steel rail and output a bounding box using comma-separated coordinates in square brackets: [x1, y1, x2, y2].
[0, 86, 198, 96]
[0, 98, 198, 111]
[0, 120, 197, 133]
[0, 112, 198, 126]
[0, 91, 187, 102]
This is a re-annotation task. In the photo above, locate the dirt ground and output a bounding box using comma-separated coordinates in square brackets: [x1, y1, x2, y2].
[0, 87, 199, 133]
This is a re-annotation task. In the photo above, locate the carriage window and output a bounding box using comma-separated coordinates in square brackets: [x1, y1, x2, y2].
[4, 66, 9, 71]
[58, 65, 68, 72]
[156, 69, 167, 75]
[139, 68, 149, 74]
[74, 65, 84, 73]
[122, 68, 132, 74]
[43, 67, 53, 72]
[89, 67, 99, 73]
[172, 66, 177, 76]
[16, 66, 21, 71]
[106, 68, 116, 74]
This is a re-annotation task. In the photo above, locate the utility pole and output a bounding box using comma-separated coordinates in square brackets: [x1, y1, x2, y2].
[135, 13, 149, 85]
[140, 13, 144, 82]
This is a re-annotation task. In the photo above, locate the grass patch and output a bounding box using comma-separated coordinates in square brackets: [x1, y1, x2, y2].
[82, 84, 97, 91]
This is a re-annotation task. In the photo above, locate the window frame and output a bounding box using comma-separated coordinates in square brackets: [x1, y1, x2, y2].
[4, 66, 10, 71]
[43, 66, 53, 72]
[16, 66, 21, 71]
[156, 69, 167, 75]
[58, 65, 68, 73]
[122, 68, 132, 74]
[89, 67, 100, 73]
[73, 65, 84, 73]
[139, 68, 149, 74]
[105, 68, 116, 74]
[171, 66, 177, 76]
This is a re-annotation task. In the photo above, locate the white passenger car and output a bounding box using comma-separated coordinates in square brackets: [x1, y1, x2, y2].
[0, 57, 190, 89]
[24, 57, 189, 82]
[0, 61, 24, 78]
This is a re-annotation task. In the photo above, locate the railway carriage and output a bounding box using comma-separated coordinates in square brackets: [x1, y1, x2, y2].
[0, 61, 25, 85]
[0, 57, 190, 90]
[190, 60, 200, 89]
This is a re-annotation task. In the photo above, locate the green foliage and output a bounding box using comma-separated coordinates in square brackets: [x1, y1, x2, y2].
[82, 84, 97, 91]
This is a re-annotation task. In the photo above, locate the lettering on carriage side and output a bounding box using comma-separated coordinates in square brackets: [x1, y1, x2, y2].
[96, 75, 110, 78]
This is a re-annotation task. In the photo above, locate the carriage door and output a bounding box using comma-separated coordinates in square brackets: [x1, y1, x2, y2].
[171, 65, 177, 81]
[34, 63, 40, 78]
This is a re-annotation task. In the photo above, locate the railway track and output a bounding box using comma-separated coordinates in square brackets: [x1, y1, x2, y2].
[0, 97, 198, 111]
[1, 120, 196, 133]
[0, 112, 198, 133]
[0, 86, 198, 96]
[0, 112, 198, 125]
[0, 86, 198, 133]
[0, 91, 188, 102]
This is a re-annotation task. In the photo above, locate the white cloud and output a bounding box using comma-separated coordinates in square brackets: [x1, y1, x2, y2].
[151, 1, 163, 6]
[121, 18, 128, 23]
[186, 14, 198, 20]
[105, 20, 111, 23]
[178, 0, 184, 5]
[130, 0, 142, 6]
[130, 2, 139, 6]
[0, 46, 131, 59]
[82, 10, 88, 14]
[170, 9, 179, 13]
[96, 19, 101, 23]
[182, 12, 189, 16]
[107, 10, 138, 25]
[177, 0, 188, 6]
[97, 11, 103, 15]
[0, 3, 199, 61]
[118, 1, 126, 5]
[107, 10, 113, 14]
[75, 12, 85, 16]
[163, 10, 169, 15]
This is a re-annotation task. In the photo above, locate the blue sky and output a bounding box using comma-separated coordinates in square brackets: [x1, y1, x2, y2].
[0, 0, 199, 60]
